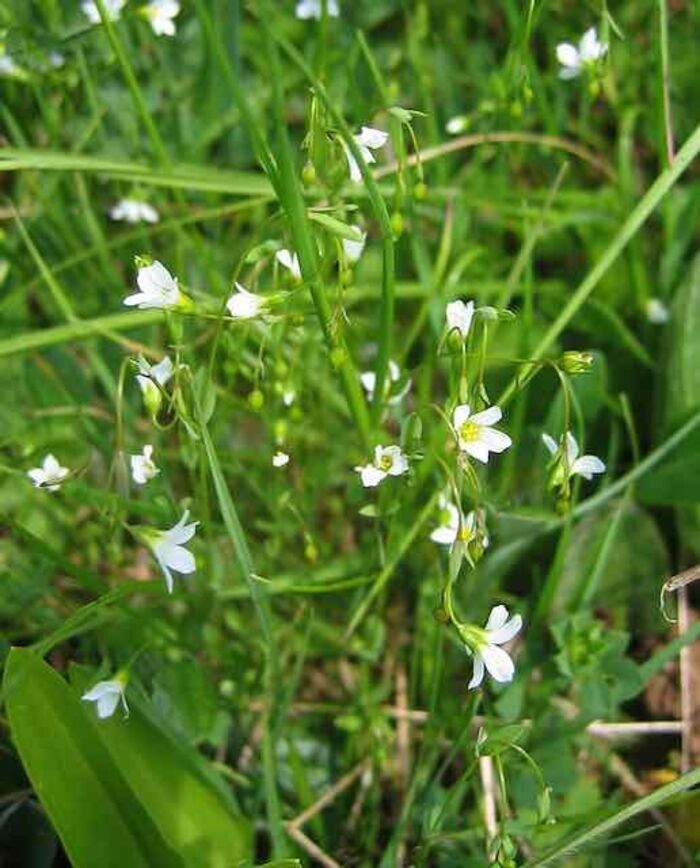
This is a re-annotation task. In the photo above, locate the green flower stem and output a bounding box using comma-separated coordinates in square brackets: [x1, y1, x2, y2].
[498, 121, 700, 407]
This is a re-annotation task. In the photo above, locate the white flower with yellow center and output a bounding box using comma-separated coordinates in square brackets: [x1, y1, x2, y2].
[109, 199, 159, 224]
[27, 454, 70, 492]
[295, 0, 339, 19]
[557, 27, 607, 80]
[446, 299, 475, 340]
[82, 674, 129, 719]
[141, 511, 198, 593]
[360, 360, 411, 405]
[272, 451, 290, 468]
[452, 404, 512, 463]
[343, 126, 389, 183]
[130, 445, 159, 485]
[124, 260, 184, 310]
[276, 249, 302, 281]
[143, 0, 180, 36]
[542, 431, 605, 482]
[226, 283, 266, 319]
[355, 445, 408, 488]
[461, 605, 523, 690]
[430, 497, 490, 550]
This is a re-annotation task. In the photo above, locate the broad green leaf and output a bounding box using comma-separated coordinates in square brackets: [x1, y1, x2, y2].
[3, 648, 179, 868]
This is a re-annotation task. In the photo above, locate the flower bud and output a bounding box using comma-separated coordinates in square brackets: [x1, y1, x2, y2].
[248, 389, 264, 410]
[560, 350, 594, 374]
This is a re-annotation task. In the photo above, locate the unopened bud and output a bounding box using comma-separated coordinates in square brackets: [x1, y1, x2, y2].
[248, 389, 264, 410]
[560, 350, 594, 374]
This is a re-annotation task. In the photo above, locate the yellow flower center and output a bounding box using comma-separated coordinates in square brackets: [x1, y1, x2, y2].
[378, 454, 393, 471]
[459, 421, 481, 442]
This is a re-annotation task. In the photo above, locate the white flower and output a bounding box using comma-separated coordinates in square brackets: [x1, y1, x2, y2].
[556, 27, 608, 80]
[446, 299, 475, 340]
[145, 511, 198, 593]
[355, 445, 409, 488]
[452, 404, 512, 463]
[226, 282, 266, 319]
[27, 454, 70, 492]
[646, 298, 670, 324]
[295, 0, 339, 19]
[124, 260, 183, 310]
[82, 676, 128, 719]
[342, 231, 366, 263]
[542, 431, 605, 481]
[446, 116, 468, 135]
[48, 51, 65, 68]
[82, 0, 126, 24]
[282, 389, 296, 407]
[360, 360, 411, 405]
[272, 451, 290, 468]
[136, 355, 174, 416]
[109, 199, 160, 224]
[430, 497, 460, 545]
[465, 605, 523, 689]
[276, 249, 302, 280]
[131, 445, 159, 485]
[343, 126, 389, 183]
[143, 0, 180, 36]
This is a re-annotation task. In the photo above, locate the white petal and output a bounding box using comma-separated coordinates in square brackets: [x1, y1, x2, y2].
[556, 42, 580, 69]
[463, 439, 490, 464]
[480, 427, 512, 454]
[342, 233, 366, 263]
[480, 644, 515, 683]
[357, 465, 385, 488]
[486, 614, 522, 646]
[470, 405, 502, 427]
[151, 357, 174, 386]
[96, 692, 121, 719]
[579, 27, 606, 62]
[541, 433, 558, 456]
[558, 66, 581, 81]
[343, 143, 363, 183]
[82, 680, 119, 702]
[430, 525, 458, 545]
[360, 371, 376, 397]
[123, 292, 150, 308]
[446, 300, 475, 337]
[564, 431, 580, 464]
[484, 605, 509, 632]
[161, 543, 196, 575]
[387, 451, 409, 476]
[272, 451, 290, 468]
[468, 655, 485, 690]
[356, 126, 388, 149]
[452, 404, 471, 429]
[571, 455, 606, 479]
[137, 260, 176, 296]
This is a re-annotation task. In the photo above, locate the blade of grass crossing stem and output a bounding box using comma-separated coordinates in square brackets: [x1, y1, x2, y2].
[266, 18, 397, 425]
[525, 766, 700, 866]
[194, 394, 286, 857]
[344, 490, 441, 639]
[11, 206, 117, 401]
[261, 20, 370, 446]
[499, 122, 700, 406]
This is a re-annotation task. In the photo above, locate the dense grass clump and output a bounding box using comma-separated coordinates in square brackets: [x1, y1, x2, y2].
[1, 1, 700, 866]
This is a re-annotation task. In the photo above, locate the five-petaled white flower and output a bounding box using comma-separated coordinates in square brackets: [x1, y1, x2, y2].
[342, 231, 366, 264]
[355, 445, 408, 488]
[463, 605, 523, 690]
[143, 0, 180, 36]
[82, 0, 126, 24]
[343, 126, 389, 183]
[124, 260, 184, 310]
[27, 454, 70, 492]
[143, 511, 198, 593]
[430, 496, 490, 550]
[452, 404, 512, 463]
[646, 298, 670, 324]
[82, 675, 129, 719]
[109, 199, 159, 224]
[295, 0, 339, 19]
[446, 300, 475, 340]
[542, 431, 605, 481]
[556, 27, 608, 80]
[226, 283, 266, 319]
[131, 444, 159, 485]
[276, 249, 302, 280]
[360, 360, 411, 405]
[272, 451, 290, 468]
